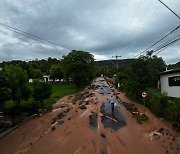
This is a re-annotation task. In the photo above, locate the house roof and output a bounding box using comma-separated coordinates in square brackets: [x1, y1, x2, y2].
[43, 75, 50, 78]
[159, 68, 180, 75]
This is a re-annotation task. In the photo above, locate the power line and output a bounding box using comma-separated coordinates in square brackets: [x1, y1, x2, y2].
[153, 34, 180, 54]
[122, 0, 143, 42]
[154, 33, 180, 51]
[130, 1, 180, 59]
[155, 37, 180, 55]
[0, 23, 54, 47]
[0, 22, 70, 51]
[158, 0, 180, 20]
[124, 0, 153, 55]
[132, 24, 180, 58]
[0, 30, 58, 53]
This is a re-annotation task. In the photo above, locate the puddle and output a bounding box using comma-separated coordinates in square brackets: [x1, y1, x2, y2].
[100, 98, 126, 131]
[89, 112, 97, 129]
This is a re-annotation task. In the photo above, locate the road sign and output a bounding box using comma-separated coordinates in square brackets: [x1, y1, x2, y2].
[142, 92, 147, 114]
[142, 92, 147, 98]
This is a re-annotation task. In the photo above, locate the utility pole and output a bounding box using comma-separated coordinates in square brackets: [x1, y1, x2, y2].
[111, 55, 121, 88]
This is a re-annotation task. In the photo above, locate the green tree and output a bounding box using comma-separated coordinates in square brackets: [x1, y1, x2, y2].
[4, 65, 30, 126]
[32, 80, 52, 111]
[31, 69, 43, 79]
[50, 64, 63, 81]
[4, 65, 30, 106]
[127, 56, 151, 99]
[61, 50, 96, 87]
[146, 50, 154, 58]
[0, 73, 11, 108]
[119, 53, 165, 100]
[117, 64, 131, 89]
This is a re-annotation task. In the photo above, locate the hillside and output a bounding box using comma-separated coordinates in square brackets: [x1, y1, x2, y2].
[175, 61, 180, 67]
[96, 59, 134, 66]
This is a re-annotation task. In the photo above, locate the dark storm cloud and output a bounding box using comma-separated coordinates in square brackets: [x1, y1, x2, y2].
[0, 0, 180, 63]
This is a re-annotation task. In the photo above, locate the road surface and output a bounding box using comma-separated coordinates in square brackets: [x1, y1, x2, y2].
[0, 77, 179, 154]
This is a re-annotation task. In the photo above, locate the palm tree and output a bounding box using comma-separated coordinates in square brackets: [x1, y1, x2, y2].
[146, 50, 154, 58]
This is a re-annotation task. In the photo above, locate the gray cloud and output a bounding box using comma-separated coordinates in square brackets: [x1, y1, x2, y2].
[0, 0, 180, 64]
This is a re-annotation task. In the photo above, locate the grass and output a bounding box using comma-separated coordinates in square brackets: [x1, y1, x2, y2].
[44, 84, 82, 106]
[4, 83, 82, 110]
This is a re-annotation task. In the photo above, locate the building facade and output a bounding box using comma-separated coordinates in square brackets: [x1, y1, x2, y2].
[159, 69, 180, 98]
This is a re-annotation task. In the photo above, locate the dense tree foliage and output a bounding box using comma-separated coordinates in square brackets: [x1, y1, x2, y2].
[0, 73, 11, 107]
[50, 64, 63, 81]
[118, 54, 166, 100]
[97, 66, 117, 78]
[31, 69, 43, 79]
[61, 50, 96, 87]
[0, 57, 60, 77]
[167, 61, 180, 70]
[4, 65, 30, 105]
[32, 80, 52, 109]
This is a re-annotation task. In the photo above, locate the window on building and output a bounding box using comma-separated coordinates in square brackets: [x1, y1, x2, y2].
[168, 76, 180, 86]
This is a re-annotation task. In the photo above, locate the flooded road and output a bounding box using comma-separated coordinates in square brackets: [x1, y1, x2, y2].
[91, 78, 126, 131]
[0, 77, 180, 154]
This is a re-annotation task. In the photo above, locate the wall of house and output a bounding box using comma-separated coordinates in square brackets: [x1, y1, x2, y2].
[160, 72, 180, 98]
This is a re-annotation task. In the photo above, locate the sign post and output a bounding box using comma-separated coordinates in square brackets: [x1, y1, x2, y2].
[142, 92, 147, 114]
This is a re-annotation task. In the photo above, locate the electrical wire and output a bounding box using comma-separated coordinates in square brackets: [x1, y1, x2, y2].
[158, 0, 180, 20]
[0, 30, 58, 53]
[0, 22, 70, 51]
[132, 24, 180, 58]
[124, 0, 154, 55]
[122, 0, 143, 41]
[153, 34, 180, 55]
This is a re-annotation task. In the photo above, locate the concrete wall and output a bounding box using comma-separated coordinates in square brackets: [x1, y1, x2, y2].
[160, 72, 180, 98]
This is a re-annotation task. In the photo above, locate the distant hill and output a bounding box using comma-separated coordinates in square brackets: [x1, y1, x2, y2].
[175, 61, 180, 67]
[96, 59, 134, 66]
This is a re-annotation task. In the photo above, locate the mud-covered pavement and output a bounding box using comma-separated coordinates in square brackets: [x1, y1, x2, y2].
[0, 77, 180, 154]
[91, 78, 126, 131]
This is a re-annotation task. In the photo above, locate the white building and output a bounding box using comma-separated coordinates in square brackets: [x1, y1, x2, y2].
[28, 79, 33, 83]
[43, 75, 52, 82]
[159, 69, 180, 98]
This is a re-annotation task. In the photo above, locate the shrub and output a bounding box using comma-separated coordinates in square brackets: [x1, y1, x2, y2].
[141, 114, 149, 122]
[146, 89, 180, 123]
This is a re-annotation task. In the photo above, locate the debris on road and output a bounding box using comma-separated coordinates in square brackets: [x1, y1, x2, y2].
[57, 120, 64, 125]
[147, 127, 180, 154]
[121, 101, 147, 124]
[79, 105, 87, 110]
[51, 126, 56, 131]
[100, 132, 106, 138]
[89, 112, 97, 129]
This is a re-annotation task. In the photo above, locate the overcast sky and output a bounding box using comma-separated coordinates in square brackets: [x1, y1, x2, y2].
[0, 0, 180, 64]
